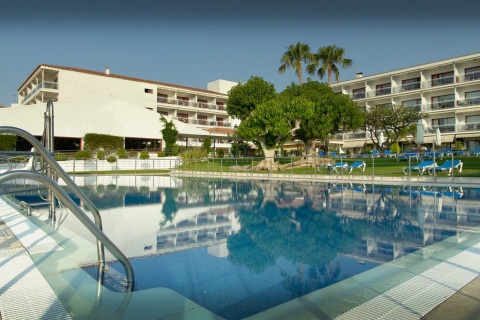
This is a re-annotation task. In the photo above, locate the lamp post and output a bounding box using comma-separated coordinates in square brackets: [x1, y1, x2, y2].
[234, 124, 238, 159]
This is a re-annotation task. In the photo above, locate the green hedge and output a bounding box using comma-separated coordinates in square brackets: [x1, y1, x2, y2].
[84, 133, 124, 152]
[0, 134, 17, 151]
[75, 150, 91, 160]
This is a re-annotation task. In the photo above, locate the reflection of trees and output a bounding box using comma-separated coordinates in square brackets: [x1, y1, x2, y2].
[161, 188, 178, 224]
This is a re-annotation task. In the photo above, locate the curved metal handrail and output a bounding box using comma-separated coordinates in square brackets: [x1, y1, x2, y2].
[0, 126, 135, 289]
[0, 170, 134, 290]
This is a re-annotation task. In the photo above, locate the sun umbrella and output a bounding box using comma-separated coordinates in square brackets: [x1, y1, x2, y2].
[416, 120, 424, 144]
[435, 127, 442, 146]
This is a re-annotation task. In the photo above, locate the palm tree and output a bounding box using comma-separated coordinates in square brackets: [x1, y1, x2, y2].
[278, 42, 314, 85]
[308, 45, 353, 86]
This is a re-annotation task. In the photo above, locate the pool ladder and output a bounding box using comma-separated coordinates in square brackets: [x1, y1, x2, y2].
[0, 125, 135, 291]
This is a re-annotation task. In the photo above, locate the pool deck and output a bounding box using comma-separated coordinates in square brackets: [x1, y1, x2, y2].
[1, 192, 480, 320]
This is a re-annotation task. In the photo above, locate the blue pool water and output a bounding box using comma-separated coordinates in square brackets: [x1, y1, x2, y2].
[79, 178, 480, 319]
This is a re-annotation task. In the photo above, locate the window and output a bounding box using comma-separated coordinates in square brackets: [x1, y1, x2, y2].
[402, 99, 421, 109]
[352, 88, 365, 99]
[177, 113, 188, 123]
[376, 83, 391, 96]
[198, 115, 208, 125]
[465, 90, 480, 106]
[144, 88, 153, 94]
[466, 115, 480, 123]
[217, 102, 225, 110]
[217, 117, 224, 126]
[465, 66, 480, 81]
[159, 111, 168, 116]
[432, 117, 455, 132]
[178, 97, 189, 106]
[431, 71, 454, 87]
[401, 77, 420, 91]
[198, 99, 208, 108]
[157, 94, 168, 103]
[466, 115, 480, 131]
[431, 94, 454, 110]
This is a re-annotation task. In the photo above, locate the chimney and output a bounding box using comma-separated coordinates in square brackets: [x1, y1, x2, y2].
[105, 67, 110, 75]
[356, 72, 363, 78]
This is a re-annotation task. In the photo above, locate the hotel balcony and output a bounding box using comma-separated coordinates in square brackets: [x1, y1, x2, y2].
[173, 117, 231, 128]
[21, 81, 59, 104]
[157, 97, 226, 112]
[350, 72, 480, 100]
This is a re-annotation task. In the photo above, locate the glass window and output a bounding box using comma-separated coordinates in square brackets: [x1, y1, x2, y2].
[466, 115, 480, 123]
[402, 99, 421, 109]
[465, 90, 480, 105]
[432, 117, 455, 132]
[177, 113, 189, 123]
[431, 71, 454, 86]
[431, 94, 454, 109]
[157, 94, 168, 103]
[465, 66, 480, 81]
[198, 99, 208, 108]
[401, 77, 420, 91]
[352, 87, 365, 99]
[198, 115, 208, 125]
[376, 83, 391, 96]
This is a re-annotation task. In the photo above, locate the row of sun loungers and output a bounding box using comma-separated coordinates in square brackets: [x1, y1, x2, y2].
[402, 160, 463, 175]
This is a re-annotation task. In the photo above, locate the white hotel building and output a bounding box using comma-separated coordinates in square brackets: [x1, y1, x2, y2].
[12, 64, 238, 152]
[331, 52, 480, 153]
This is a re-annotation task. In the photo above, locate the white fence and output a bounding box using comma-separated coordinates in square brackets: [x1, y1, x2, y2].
[57, 157, 180, 173]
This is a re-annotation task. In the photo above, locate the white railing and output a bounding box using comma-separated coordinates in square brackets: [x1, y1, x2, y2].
[21, 81, 58, 104]
[157, 97, 226, 111]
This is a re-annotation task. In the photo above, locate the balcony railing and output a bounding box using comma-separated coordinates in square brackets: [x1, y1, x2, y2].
[157, 97, 226, 111]
[431, 76, 454, 87]
[424, 100, 455, 111]
[173, 117, 231, 127]
[457, 98, 480, 107]
[21, 81, 59, 104]
[457, 121, 480, 132]
[427, 124, 456, 133]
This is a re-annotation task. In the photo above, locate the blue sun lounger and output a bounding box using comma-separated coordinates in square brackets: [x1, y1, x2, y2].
[430, 160, 463, 175]
[402, 160, 436, 175]
[345, 161, 366, 173]
[331, 162, 348, 173]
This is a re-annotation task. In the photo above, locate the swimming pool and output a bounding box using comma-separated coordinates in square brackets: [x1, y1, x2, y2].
[19, 176, 480, 319]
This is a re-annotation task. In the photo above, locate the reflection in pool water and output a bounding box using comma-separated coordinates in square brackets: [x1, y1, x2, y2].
[79, 177, 480, 319]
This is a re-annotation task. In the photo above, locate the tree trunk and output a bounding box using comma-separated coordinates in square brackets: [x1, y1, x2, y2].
[254, 145, 280, 171]
[303, 139, 317, 157]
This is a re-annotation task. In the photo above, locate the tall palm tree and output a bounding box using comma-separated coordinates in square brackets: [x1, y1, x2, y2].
[308, 45, 353, 86]
[278, 42, 314, 85]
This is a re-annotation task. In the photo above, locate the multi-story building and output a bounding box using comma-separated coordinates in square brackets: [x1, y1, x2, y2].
[331, 52, 480, 153]
[15, 64, 238, 152]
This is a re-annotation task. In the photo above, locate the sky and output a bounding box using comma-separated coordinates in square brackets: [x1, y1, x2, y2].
[1, 0, 480, 106]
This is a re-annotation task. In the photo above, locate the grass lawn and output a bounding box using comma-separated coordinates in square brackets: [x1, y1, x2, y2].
[175, 156, 480, 177]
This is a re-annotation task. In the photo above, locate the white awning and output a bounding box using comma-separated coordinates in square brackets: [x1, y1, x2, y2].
[423, 134, 455, 143]
[456, 132, 480, 138]
[342, 140, 366, 148]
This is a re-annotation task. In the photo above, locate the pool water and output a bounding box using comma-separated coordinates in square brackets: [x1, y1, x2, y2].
[72, 177, 480, 319]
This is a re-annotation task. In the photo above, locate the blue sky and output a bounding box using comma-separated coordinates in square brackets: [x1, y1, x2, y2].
[1, 0, 479, 106]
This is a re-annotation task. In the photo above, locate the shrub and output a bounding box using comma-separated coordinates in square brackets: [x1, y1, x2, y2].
[140, 151, 150, 159]
[118, 148, 128, 159]
[389, 142, 401, 153]
[179, 147, 207, 164]
[75, 150, 91, 160]
[83, 133, 124, 153]
[453, 141, 464, 151]
[0, 134, 17, 151]
[128, 151, 138, 159]
[97, 150, 105, 160]
[157, 151, 165, 157]
[107, 155, 117, 163]
[217, 150, 224, 158]
[54, 153, 69, 161]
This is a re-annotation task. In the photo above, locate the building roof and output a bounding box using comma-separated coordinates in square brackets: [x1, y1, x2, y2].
[19, 64, 228, 97]
[0, 96, 211, 140]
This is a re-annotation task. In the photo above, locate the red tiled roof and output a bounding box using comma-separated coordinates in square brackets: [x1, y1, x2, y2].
[18, 64, 227, 96]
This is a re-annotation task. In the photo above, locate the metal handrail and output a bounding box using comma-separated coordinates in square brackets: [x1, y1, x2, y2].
[0, 126, 135, 290]
[0, 170, 134, 290]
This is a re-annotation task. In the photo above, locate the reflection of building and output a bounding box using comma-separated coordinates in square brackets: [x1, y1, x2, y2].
[331, 52, 480, 153]
[157, 205, 239, 254]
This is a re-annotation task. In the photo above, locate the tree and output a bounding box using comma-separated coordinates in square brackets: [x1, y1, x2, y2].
[227, 76, 276, 121]
[236, 94, 312, 170]
[160, 117, 179, 156]
[278, 42, 315, 85]
[281, 81, 363, 155]
[363, 104, 427, 151]
[307, 45, 352, 86]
